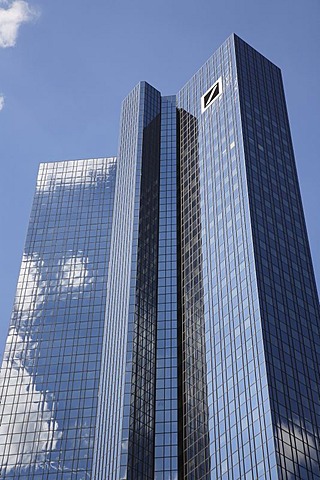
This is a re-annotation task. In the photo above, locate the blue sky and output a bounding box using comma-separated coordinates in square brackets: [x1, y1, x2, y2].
[0, 0, 319, 355]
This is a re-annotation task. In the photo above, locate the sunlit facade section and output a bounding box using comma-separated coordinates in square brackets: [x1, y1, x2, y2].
[0, 158, 117, 479]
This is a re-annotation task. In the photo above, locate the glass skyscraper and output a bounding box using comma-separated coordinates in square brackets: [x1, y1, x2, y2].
[0, 34, 319, 480]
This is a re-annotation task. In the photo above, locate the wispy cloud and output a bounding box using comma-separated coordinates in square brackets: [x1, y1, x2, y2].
[0, 327, 62, 473]
[0, 1, 38, 48]
[0, 94, 4, 110]
[0, 250, 95, 473]
[37, 159, 116, 192]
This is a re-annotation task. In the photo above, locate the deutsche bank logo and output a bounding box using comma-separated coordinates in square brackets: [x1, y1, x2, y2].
[201, 78, 222, 112]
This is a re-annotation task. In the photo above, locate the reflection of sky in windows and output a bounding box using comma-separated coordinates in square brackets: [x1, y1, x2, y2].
[177, 36, 277, 478]
[0, 158, 116, 477]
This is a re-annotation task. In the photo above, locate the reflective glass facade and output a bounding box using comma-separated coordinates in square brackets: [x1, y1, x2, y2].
[155, 96, 178, 479]
[235, 36, 320, 479]
[176, 34, 319, 479]
[0, 158, 117, 478]
[177, 36, 278, 479]
[1, 34, 319, 480]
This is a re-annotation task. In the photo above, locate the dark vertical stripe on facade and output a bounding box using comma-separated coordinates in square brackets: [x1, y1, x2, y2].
[178, 108, 211, 479]
[127, 86, 161, 479]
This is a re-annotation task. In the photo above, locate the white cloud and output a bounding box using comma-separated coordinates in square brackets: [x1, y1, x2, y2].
[14, 252, 94, 322]
[37, 158, 117, 192]
[0, 327, 62, 473]
[277, 419, 318, 473]
[0, 94, 4, 110]
[14, 253, 46, 321]
[0, 250, 95, 474]
[0, 1, 38, 48]
[59, 254, 93, 290]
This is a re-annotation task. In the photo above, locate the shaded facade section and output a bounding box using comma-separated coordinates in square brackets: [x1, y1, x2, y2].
[0, 158, 117, 479]
[235, 34, 320, 479]
[178, 107, 211, 479]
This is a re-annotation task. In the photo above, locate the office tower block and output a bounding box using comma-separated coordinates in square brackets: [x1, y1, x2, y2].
[177, 35, 320, 479]
[0, 158, 117, 478]
[0, 34, 319, 480]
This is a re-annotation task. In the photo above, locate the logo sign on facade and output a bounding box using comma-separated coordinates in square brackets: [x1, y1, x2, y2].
[201, 78, 222, 112]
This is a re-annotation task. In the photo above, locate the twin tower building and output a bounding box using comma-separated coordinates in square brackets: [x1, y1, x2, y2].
[0, 34, 319, 479]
